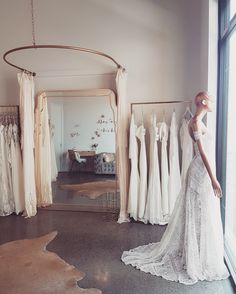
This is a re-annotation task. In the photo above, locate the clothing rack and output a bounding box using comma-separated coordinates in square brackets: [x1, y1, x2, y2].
[0, 105, 19, 125]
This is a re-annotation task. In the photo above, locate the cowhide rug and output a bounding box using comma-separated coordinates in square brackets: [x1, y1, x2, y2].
[0, 232, 101, 294]
[60, 180, 119, 199]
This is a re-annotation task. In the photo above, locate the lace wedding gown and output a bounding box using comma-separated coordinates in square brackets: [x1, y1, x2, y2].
[121, 125, 230, 285]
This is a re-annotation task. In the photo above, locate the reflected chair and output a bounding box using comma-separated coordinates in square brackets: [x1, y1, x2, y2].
[68, 149, 86, 172]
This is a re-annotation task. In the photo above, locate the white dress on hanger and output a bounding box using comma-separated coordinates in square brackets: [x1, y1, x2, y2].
[180, 118, 193, 186]
[18, 72, 37, 217]
[0, 125, 15, 216]
[50, 126, 58, 182]
[6, 124, 14, 202]
[121, 125, 230, 285]
[158, 121, 169, 218]
[144, 114, 164, 225]
[10, 124, 24, 214]
[136, 124, 147, 220]
[128, 113, 140, 221]
[168, 111, 181, 215]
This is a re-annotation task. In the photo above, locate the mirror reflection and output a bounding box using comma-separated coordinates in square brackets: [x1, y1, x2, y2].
[47, 90, 119, 212]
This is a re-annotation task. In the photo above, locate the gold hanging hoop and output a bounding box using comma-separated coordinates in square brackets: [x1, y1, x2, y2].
[3, 45, 123, 76]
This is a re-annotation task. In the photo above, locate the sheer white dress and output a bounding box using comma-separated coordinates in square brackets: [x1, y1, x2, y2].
[10, 124, 24, 214]
[121, 125, 230, 285]
[144, 114, 164, 225]
[158, 121, 169, 219]
[168, 111, 181, 215]
[0, 125, 15, 216]
[128, 113, 140, 220]
[136, 124, 147, 220]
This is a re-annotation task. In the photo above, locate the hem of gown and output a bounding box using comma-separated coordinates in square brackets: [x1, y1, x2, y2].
[143, 219, 168, 226]
[121, 256, 230, 285]
[129, 215, 169, 225]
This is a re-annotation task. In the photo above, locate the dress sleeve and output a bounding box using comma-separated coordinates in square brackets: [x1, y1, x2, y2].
[193, 131, 201, 141]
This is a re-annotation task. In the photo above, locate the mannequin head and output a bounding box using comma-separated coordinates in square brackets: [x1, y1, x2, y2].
[194, 91, 214, 112]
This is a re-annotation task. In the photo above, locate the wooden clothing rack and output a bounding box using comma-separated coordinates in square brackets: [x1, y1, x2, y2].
[130, 100, 192, 112]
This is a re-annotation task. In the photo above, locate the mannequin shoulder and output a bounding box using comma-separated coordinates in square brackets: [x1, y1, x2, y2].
[189, 118, 201, 132]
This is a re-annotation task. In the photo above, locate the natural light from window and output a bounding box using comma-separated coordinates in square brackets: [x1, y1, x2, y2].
[230, 0, 236, 19]
[225, 30, 236, 267]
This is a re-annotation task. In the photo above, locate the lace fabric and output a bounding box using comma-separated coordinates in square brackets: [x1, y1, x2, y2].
[121, 127, 230, 285]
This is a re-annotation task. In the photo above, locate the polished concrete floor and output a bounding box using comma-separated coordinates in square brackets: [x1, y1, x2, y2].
[0, 210, 235, 294]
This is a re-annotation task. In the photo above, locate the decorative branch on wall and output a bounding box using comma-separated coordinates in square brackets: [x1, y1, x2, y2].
[70, 131, 80, 138]
[69, 123, 80, 138]
[95, 114, 115, 137]
[97, 127, 115, 133]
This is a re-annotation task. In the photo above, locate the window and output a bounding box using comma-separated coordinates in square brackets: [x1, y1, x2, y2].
[230, 0, 236, 19]
[218, 0, 236, 282]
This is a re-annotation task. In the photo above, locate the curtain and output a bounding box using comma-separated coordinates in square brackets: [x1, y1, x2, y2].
[116, 68, 130, 223]
[18, 72, 37, 217]
[35, 93, 53, 207]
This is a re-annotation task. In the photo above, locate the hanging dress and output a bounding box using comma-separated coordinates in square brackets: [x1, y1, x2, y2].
[168, 111, 181, 215]
[136, 124, 147, 220]
[128, 113, 140, 220]
[121, 123, 230, 285]
[0, 125, 15, 216]
[144, 114, 164, 225]
[50, 125, 58, 182]
[180, 118, 193, 186]
[6, 124, 14, 203]
[35, 94, 53, 207]
[10, 124, 24, 214]
[158, 121, 169, 219]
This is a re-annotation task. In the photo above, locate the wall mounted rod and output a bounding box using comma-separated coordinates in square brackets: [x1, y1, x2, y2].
[131, 100, 192, 106]
[131, 100, 192, 111]
[3, 44, 123, 76]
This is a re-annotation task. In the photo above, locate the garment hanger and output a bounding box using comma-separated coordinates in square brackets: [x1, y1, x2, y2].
[141, 109, 144, 125]
[151, 108, 156, 122]
[183, 106, 193, 120]
[13, 114, 16, 125]
[162, 109, 166, 122]
[4, 113, 7, 125]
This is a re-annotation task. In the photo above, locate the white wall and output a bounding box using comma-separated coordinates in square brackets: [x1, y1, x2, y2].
[62, 96, 115, 153]
[0, 0, 210, 106]
[48, 96, 116, 171]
